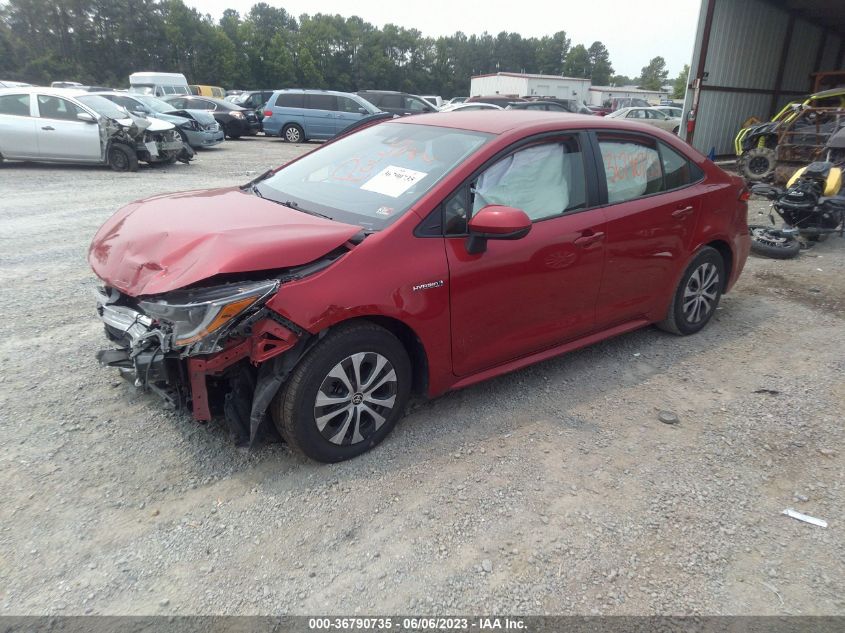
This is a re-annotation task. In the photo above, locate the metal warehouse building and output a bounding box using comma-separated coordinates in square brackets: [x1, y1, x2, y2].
[682, 0, 845, 156]
[469, 72, 591, 103]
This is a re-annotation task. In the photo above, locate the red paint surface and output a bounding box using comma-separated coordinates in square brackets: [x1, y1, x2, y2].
[88, 187, 361, 296]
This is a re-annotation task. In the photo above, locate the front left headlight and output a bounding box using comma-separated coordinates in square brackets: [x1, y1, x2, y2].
[230, 111, 245, 119]
[138, 280, 279, 352]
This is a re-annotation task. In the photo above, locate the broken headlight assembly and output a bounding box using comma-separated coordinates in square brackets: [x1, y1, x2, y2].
[138, 280, 279, 354]
[179, 119, 201, 131]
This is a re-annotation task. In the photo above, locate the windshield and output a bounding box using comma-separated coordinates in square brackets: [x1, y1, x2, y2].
[257, 122, 491, 231]
[129, 85, 155, 95]
[131, 95, 178, 113]
[77, 95, 130, 119]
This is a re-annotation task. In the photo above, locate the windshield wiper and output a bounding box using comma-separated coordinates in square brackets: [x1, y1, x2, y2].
[281, 199, 333, 220]
[239, 169, 275, 191]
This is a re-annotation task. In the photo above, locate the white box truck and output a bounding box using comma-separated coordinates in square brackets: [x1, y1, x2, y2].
[129, 72, 190, 97]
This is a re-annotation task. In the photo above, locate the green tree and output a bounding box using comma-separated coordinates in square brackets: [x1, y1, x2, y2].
[535, 31, 570, 75]
[587, 41, 613, 85]
[672, 64, 690, 99]
[638, 56, 669, 91]
[609, 74, 632, 86]
[562, 44, 590, 78]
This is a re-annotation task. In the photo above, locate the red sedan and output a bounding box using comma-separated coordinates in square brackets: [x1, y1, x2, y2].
[90, 111, 750, 462]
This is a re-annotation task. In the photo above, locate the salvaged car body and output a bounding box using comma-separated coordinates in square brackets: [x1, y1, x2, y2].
[735, 87, 845, 182]
[90, 111, 750, 462]
[94, 92, 224, 148]
[0, 88, 191, 171]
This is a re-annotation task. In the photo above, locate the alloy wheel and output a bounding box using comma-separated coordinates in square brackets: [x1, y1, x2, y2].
[285, 126, 301, 142]
[313, 352, 397, 446]
[683, 262, 719, 324]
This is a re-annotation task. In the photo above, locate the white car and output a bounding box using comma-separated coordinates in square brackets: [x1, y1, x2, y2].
[438, 102, 503, 112]
[605, 107, 681, 134]
[0, 87, 188, 171]
[654, 105, 683, 118]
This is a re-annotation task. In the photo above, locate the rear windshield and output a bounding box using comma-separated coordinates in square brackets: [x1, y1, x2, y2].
[257, 122, 491, 231]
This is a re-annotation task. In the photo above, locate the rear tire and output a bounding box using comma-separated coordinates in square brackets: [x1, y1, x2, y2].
[657, 246, 725, 336]
[740, 147, 776, 181]
[282, 124, 304, 143]
[107, 143, 138, 172]
[273, 323, 411, 463]
[749, 225, 801, 259]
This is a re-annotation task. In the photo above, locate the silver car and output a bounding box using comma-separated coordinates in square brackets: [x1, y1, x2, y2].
[94, 92, 224, 148]
[605, 107, 681, 134]
[0, 87, 188, 171]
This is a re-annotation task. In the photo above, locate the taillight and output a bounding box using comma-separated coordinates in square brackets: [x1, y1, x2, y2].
[739, 188, 751, 202]
[263, 110, 273, 118]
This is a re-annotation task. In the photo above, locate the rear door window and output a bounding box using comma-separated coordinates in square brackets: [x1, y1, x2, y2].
[597, 133, 664, 203]
[276, 92, 305, 108]
[405, 96, 429, 112]
[307, 94, 337, 111]
[659, 142, 704, 190]
[379, 94, 403, 109]
[0, 94, 30, 116]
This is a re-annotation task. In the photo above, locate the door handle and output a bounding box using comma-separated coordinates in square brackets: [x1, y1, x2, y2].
[41, 125, 55, 131]
[574, 231, 605, 247]
[672, 205, 694, 218]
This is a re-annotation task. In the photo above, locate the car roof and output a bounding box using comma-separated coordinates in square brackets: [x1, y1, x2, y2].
[273, 89, 362, 97]
[395, 109, 649, 135]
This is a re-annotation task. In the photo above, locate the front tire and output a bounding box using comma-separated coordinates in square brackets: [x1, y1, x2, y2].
[225, 122, 242, 139]
[657, 246, 725, 336]
[740, 147, 776, 181]
[107, 143, 138, 172]
[282, 124, 304, 143]
[273, 323, 411, 463]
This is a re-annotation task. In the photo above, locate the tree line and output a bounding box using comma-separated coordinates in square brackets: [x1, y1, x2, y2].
[0, 0, 688, 97]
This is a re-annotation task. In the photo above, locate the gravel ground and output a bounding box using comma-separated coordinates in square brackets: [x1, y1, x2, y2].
[1, 138, 843, 616]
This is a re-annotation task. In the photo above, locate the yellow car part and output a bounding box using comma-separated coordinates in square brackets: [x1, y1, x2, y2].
[787, 166, 843, 196]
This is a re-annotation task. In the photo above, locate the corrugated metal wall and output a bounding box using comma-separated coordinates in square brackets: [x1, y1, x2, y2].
[681, 0, 844, 156]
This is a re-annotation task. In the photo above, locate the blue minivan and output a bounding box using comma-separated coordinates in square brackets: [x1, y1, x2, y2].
[262, 90, 380, 142]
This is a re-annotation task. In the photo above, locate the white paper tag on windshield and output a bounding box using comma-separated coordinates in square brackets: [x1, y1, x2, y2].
[361, 165, 427, 198]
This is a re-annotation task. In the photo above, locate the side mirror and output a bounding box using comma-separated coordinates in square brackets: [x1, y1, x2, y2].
[358, 107, 368, 115]
[77, 112, 96, 123]
[466, 205, 532, 254]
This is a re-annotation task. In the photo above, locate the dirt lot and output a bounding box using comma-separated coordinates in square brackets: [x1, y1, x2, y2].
[1, 138, 843, 616]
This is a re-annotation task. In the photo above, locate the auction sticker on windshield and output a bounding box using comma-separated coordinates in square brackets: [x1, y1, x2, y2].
[361, 165, 427, 198]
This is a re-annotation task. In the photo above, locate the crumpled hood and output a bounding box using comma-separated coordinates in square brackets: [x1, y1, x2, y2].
[164, 108, 217, 126]
[88, 187, 362, 297]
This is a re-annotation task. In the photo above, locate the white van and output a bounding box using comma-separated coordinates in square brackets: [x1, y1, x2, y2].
[129, 72, 190, 97]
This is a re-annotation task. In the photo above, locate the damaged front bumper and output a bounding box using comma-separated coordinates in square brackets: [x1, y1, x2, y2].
[137, 129, 188, 163]
[94, 287, 303, 438]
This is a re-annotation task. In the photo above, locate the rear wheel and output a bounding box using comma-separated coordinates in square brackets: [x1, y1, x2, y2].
[282, 123, 304, 143]
[740, 147, 776, 181]
[749, 225, 801, 259]
[273, 323, 411, 463]
[657, 246, 725, 335]
[107, 143, 138, 172]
